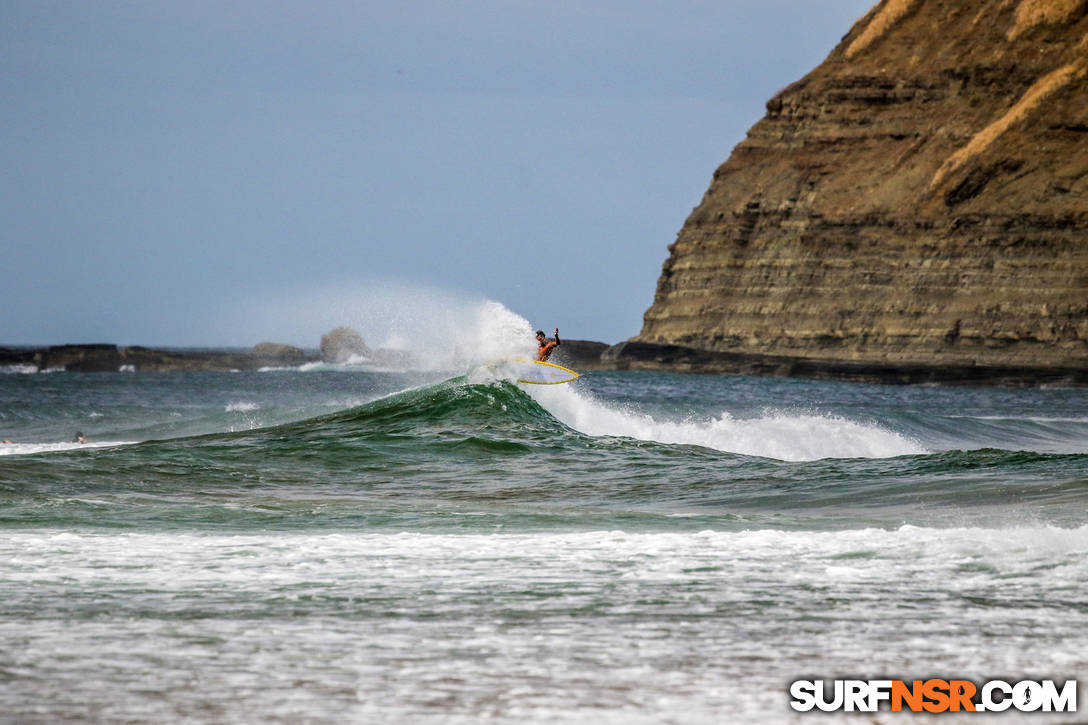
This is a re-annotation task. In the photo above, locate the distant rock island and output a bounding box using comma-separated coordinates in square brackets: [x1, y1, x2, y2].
[320, 327, 370, 363]
[617, 0, 1087, 386]
[0, 343, 319, 373]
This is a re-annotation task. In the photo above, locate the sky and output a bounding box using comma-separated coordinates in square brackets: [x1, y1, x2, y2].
[1, 0, 876, 348]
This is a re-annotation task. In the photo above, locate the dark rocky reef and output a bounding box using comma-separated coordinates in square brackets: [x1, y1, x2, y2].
[635, 0, 1088, 385]
[604, 340, 1088, 387]
[0, 344, 320, 373]
[7, 337, 1081, 386]
[550, 340, 612, 371]
[0, 337, 614, 376]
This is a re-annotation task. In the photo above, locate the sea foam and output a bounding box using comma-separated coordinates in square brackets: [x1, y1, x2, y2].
[528, 383, 925, 461]
[0, 440, 136, 456]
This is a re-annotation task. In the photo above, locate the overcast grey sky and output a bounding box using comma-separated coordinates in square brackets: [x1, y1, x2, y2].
[2, 1, 875, 347]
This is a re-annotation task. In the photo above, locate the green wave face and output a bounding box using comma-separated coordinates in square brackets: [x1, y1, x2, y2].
[0, 378, 591, 531]
[228, 377, 574, 457]
[2, 371, 1088, 534]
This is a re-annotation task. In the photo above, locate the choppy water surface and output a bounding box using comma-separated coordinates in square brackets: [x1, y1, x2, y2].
[2, 362, 1086, 723]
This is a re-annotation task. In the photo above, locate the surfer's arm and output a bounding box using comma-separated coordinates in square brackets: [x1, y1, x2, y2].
[554, 328, 561, 346]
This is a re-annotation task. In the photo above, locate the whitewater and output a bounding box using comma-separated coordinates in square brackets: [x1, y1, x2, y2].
[2, 301, 1086, 722]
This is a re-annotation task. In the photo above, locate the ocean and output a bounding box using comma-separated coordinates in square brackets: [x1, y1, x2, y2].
[2, 322, 1087, 722]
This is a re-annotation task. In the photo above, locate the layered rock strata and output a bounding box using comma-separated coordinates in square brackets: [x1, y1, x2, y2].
[635, 0, 1088, 380]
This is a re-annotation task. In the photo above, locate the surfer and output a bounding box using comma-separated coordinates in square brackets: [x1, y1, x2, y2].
[74, 432, 88, 444]
[536, 328, 560, 362]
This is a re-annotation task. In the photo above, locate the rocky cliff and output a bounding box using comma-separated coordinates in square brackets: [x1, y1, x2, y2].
[634, 0, 1088, 380]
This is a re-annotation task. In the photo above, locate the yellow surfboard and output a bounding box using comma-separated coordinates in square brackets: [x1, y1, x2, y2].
[491, 358, 580, 385]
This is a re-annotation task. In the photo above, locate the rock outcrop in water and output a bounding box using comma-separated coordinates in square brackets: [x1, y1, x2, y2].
[253, 342, 307, 365]
[628, 0, 1088, 385]
[320, 327, 370, 364]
